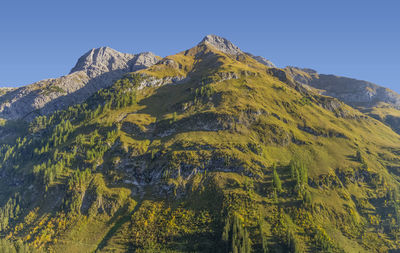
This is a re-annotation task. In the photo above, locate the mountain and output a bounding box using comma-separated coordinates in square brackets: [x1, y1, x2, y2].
[0, 35, 399, 252]
[286, 67, 400, 133]
[0, 48, 159, 120]
[201, 34, 275, 67]
[286, 67, 400, 107]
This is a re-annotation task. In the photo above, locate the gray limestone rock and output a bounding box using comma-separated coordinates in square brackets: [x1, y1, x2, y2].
[70, 47, 158, 77]
[0, 48, 159, 120]
[286, 66, 400, 108]
[245, 53, 275, 67]
[200, 34, 243, 56]
[200, 35, 275, 67]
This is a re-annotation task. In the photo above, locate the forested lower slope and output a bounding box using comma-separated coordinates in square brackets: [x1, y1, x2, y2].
[0, 35, 399, 252]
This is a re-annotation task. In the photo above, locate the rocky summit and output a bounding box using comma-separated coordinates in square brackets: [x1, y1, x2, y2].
[0, 35, 400, 253]
[70, 47, 158, 78]
[200, 34, 244, 56]
[0, 48, 159, 120]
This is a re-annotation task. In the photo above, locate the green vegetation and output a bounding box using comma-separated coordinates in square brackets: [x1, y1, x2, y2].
[222, 214, 251, 253]
[0, 238, 43, 253]
[0, 40, 399, 252]
[289, 159, 308, 198]
[41, 85, 66, 96]
[272, 166, 282, 192]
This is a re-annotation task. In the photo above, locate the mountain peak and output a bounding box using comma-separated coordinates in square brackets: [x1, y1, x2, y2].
[70, 47, 158, 78]
[91, 46, 116, 53]
[70, 47, 135, 78]
[0, 48, 159, 120]
[199, 34, 243, 56]
[199, 35, 275, 67]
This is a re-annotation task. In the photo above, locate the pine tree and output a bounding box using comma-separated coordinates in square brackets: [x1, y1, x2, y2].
[222, 216, 231, 252]
[303, 190, 312, 207]
[290, 159, 297, 180]
[221, 214, 251, 253]
[273, 167, 282, 192]
[259, 221, 269, 253]
[289, 158, 308, 196]
[287, 230, 300, 253]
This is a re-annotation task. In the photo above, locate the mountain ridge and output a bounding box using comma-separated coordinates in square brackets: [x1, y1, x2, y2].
[286, 66, 400, 133]
[4, 34, 397, 123]
[0, 48, 159, 120]
[0, 35, 399, 252]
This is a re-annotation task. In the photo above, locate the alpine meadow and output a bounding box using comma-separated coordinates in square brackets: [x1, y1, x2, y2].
[0, 34, 400, 253]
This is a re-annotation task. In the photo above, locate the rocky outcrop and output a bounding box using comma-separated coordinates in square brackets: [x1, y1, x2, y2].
[0, 35, 277, 121]
[245, 53, 275, 67]
[0, 48, 159, 120]
[286, 66, 400, 108]
[200, 35, 275, 67]
[137, 75, 189, 90]
[70, 47, 158, 78]
[286, 66, 400, 133]
[200, 35, 243, 56]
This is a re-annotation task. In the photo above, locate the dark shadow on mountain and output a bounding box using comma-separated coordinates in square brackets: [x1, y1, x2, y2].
[121, 121, 147, 137]
[185, 49, 224, 80]
[1, 61, 150, 121]
[25, 68, 138, 121]
[156, 232, 219, 252]
[345, 154, 358, 162]
[95, 200, 142, 252]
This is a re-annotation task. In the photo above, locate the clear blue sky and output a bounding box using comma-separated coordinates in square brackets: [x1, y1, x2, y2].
[1, 0, 399, 91]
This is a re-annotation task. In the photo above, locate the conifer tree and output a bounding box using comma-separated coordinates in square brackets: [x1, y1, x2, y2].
[273, 167, 282, 192]
[259, 221, 269, 253]
[221, 214, 251, 253]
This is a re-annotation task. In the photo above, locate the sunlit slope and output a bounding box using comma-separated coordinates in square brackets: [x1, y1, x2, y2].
[286, 66, 400, 136]
[0, 37, 399, 252]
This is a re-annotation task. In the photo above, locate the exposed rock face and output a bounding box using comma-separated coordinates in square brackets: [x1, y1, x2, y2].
[315, 76, 400, 107]
[70, 47, 158, 78]
[0, 48, 159, 120]
[200, 35, 243, 56]
[0, 36, 277, 122]
[245, 53, 275, 67]
[200, 35, 275, 67]
[286, 66, 400, 108]
[137, 76, 189, 90]
[286, 66, 400, 133]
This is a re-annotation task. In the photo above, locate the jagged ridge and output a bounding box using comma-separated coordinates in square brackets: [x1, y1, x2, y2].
[0, 48, 159, 120]
[286, 66, 400, 133]
[0, 35, 400, 252]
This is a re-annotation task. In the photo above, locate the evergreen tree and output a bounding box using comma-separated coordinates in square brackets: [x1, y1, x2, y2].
[273, 167, 282, 192]
[259, 221, 269, 253]
[221, 214, 252, 253]
[287, 230, 300, 253]
[289, 158, 308, 196]
[303, 190, 312, 207]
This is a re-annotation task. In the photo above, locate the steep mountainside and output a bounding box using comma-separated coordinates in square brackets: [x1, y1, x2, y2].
[0, 48, 159, 121]
[286, 67, 400, 133]
[0, 35, 400, 252]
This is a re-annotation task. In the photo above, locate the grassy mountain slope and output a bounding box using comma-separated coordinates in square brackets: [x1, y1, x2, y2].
[286, 67, 400, 135]
[0, 36, 400, 252]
